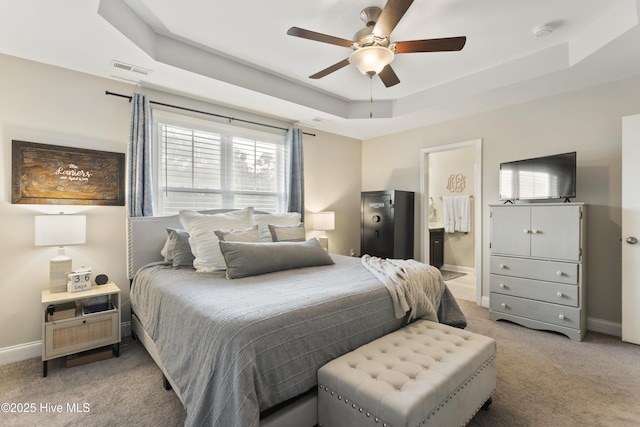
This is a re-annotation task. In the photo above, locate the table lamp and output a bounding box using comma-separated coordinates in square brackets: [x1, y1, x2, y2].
[35, 213, 86, 292]
[314, 211, 335, 252]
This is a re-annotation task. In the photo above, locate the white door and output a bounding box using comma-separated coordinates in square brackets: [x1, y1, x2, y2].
[622, 115, 640, 345]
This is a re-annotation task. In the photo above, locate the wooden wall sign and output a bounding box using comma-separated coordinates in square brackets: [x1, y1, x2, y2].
[12, 140, 125, 206]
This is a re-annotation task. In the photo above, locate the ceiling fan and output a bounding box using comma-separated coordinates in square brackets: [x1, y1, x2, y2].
[287, 0, 466, 88]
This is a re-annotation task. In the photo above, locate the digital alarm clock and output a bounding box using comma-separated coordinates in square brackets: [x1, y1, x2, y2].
[67, 266, 92, 293]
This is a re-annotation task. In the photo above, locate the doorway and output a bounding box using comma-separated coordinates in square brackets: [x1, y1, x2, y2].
[420, 139, 483, 306]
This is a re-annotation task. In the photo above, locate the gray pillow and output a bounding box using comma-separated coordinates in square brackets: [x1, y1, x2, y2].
[161, 228, 195, 268]
[214, 225, 260, 242]
[268, 223, 305, 242]
[219, 238, 334, 279]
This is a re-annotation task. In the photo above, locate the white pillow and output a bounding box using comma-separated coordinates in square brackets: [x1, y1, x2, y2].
[252, 212, 302, 241]
[179, 207, 254, 272]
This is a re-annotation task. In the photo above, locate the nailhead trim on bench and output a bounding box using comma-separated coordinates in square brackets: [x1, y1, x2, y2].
[318, 354, 496, 427]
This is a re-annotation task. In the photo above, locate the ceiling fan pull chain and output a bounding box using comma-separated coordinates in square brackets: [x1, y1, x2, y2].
[370, 74, 374, 118]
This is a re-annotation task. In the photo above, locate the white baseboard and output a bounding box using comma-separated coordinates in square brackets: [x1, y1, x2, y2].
[0, 341, 41, 366]
[481, 295, 490, 308]
[1, 322, 133, 366]
[587, 317, 622, 337]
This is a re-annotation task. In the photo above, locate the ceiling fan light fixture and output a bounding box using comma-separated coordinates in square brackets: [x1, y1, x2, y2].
[349, 45, 394, 76]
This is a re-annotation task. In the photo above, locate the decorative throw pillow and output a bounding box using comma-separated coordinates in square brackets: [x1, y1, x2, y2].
[161, 228, 195, 268]
[219, 238, 334, 279]
[178, 207, 254, 272]
[252, 212, 301, 241]
[214, 225, 260, 242]
[268, 223, 305, 242]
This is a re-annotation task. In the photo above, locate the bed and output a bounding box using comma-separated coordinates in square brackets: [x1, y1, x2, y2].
[127, 208, 466, 427]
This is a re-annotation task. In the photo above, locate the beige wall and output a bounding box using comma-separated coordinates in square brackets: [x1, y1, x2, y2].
[302, 126, 362, 256]
[363, 74, 640, 328]
[429, 146, 476, 270]
[0, 54, 360, 361]
[0, 55, 132, 361]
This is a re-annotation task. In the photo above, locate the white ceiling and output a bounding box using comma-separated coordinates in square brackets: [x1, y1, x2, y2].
[1, 0, 640, 139]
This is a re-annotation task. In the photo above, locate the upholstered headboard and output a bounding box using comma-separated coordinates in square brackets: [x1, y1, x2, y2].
[126, 209, 269, 280]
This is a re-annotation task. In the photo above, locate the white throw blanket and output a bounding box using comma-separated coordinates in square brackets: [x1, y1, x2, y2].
[361, 255, 445, 323]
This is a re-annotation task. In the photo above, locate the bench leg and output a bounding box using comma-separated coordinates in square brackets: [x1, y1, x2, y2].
[481, 396, 493, 411]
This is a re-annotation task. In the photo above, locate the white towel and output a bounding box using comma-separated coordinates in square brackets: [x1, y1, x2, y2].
[443, 196, 455, 233]
[428, 197, 436, 221]
[455, 195, 471, 232]
[443, 195, 471, 233]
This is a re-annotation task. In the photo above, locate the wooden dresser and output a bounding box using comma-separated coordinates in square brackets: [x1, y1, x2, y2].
[489, 203, 587, 341]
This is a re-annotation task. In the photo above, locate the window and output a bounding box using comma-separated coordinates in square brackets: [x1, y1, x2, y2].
[153, 111, 286, 216]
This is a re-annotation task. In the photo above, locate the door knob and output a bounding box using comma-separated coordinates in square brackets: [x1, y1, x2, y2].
[627, 236, 638, 245]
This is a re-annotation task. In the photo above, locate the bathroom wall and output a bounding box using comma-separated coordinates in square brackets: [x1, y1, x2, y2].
[428, 145, 476, 271]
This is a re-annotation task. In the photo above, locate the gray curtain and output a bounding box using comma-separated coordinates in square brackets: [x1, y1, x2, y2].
[285, 127, 304, 220]
[127, 93, 154, 217]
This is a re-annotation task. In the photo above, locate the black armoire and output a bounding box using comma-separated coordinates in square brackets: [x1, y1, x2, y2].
[361, 190, 414, 259]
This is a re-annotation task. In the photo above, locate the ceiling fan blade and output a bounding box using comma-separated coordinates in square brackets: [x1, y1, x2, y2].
[378, 65, 400, 87]
[373, 0, 414, 38]
[394, 36, 467, 53]
[309, 58, 350, 79]
[287, 27, 354, 48]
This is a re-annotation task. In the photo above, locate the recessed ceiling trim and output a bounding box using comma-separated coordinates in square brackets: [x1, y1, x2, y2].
[568, 0, 638, 66]
[98, 0, 392, 120]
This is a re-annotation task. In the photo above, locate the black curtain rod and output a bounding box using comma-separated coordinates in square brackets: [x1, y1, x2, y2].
[105, 91, 315, 137]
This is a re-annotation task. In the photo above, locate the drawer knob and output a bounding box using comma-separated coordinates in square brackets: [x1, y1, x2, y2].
[501, 303, 507, 308]
[523, 229, 529, 234]
[556, 271, 563, 276]
[531, 229, 539, 234]
[557, 292, 563, 297]
[558, 314, 565, 320]
[499, 283, 505, 289]
[499, 264, 505, 269]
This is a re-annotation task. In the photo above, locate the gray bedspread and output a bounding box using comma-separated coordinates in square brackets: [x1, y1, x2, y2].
[130, 254, 465, 427]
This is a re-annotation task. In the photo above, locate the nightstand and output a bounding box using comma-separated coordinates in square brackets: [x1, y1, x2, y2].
[41, 282, 121, 377]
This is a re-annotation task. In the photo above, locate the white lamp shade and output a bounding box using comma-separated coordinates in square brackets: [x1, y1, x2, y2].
[35, 215, 86, 246]
[349, 46, 394, 75]
[314, 211, 335, 231]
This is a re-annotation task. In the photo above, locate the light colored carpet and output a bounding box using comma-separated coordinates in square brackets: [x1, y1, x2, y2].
[0, 338, 186, 427]
[461, 300, 640, 427]
[1, 302, 639, 426]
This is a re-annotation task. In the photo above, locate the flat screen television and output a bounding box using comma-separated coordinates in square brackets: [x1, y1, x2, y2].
[499, 152, 576, 201]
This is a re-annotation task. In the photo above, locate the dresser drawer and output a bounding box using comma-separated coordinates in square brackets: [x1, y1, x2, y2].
[490, 274, 579, 307]
[490, 256, 579, 285]
[490, 294, 580, 329]
[44, 312, 119, 359]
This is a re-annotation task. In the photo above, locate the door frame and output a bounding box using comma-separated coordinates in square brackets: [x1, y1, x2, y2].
[420, 139, 483, 306]
[622, 114, 640, 344]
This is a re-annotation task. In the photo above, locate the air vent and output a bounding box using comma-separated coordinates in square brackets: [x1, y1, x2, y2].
[112, 60, 151, 75]
[110, 60, 152, 82]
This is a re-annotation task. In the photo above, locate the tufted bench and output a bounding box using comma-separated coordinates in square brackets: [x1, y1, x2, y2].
[317, 320, 496, 427]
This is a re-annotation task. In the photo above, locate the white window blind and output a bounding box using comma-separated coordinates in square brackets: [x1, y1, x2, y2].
[154, 111, 285, 216]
